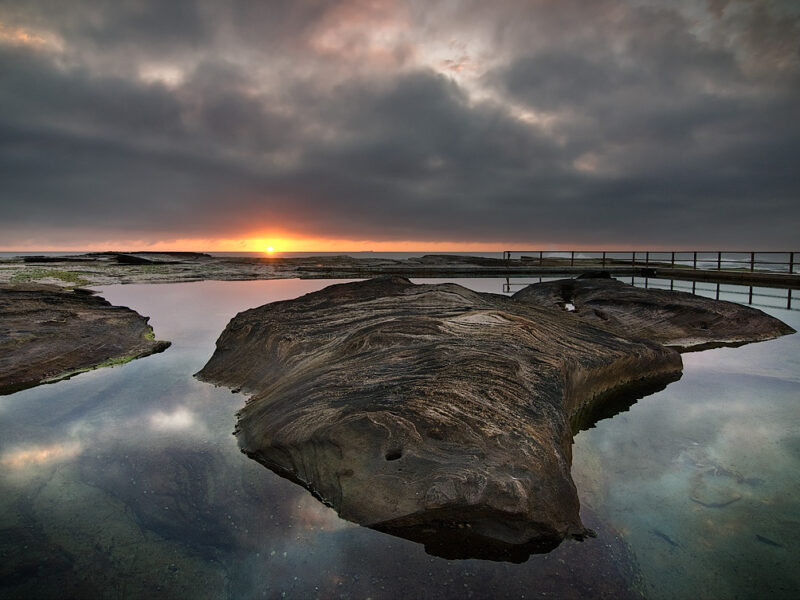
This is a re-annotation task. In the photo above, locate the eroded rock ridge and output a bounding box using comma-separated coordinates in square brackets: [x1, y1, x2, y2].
[513, 274, 795, 351]
[198, 277, 687, 559]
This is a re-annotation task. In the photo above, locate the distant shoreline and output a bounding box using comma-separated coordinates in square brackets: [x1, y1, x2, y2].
[1, 251, 798, 290]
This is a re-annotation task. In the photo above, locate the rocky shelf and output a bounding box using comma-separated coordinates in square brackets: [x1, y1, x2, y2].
[0, 284, 171, 394]
[199, 278, 661, 559]
[512, 273, 796, 351]
[196, 276, 794, 561]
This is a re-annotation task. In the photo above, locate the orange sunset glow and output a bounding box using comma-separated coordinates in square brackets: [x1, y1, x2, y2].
[0, 234, 653, 254]
[0, 235, 517, 253]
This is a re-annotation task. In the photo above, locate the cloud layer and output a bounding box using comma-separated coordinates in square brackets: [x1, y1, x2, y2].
[1, 0, 798, 249]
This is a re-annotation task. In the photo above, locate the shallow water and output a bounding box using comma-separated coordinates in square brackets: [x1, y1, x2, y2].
[1, 278, 798, 599]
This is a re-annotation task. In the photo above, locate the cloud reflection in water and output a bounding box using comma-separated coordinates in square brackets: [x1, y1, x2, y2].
[1, 441, 82, 471]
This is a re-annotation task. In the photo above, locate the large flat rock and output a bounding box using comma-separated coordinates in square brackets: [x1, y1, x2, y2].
[197, 277, 682, 560]
[0, 284, 170, 394]
[512, 275, 795, 351]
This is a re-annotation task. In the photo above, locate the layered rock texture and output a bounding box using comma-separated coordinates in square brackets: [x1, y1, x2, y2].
[0, 284, 170, 394]
[512, 274, 795, 351]
[198, 277, 687, 560]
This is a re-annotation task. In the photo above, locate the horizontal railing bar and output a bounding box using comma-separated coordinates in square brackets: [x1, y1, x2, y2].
[634, 285, 791, 300]
[509, 256, 792, 261]
[503, 282, 789, 299]
[502, 274, 795, 310]
[506, 249, 798, 254]
[506, 251, 795, 255]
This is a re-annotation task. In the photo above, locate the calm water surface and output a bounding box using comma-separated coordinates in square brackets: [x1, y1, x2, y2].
[1, 278, 797, 599]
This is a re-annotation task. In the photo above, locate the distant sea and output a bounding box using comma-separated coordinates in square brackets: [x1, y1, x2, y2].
[0, 251, 506, 260]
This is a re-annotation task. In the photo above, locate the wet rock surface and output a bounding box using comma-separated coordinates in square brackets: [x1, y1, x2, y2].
[512, 275, 795, 351]
[197, 277, 682, 559]
[0, 284, 170, 394]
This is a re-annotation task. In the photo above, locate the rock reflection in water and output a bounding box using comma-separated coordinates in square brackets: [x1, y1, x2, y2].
[1, 279, 797, 599]
[0, 280, 645, 600]
[570, 371, 683, 435]
[0, 398, 644, 599]
[571, 343, 800, 598]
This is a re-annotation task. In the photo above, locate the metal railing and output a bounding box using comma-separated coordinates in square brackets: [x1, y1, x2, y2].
[502, 251, 797, 274]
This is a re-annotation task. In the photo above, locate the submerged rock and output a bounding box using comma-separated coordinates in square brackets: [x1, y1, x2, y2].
[512, 275, 795, 351]
[0, 284, 170, 394]
[197, 277, 682, 560]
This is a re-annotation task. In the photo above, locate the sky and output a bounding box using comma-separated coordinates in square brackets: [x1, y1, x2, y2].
[0, 0, 798, 252]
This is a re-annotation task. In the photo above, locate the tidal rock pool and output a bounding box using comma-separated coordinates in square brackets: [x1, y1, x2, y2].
[0, 278, 797, 599]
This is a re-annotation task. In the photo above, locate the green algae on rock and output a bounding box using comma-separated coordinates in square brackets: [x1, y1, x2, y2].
[197, 277, 682, 560]
[0, 284, 171, 394]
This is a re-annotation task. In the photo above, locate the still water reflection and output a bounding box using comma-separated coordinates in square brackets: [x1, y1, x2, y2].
[1, 279, 798, 599]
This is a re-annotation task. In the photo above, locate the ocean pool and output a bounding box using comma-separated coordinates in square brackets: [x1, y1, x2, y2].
[1, 278, 797, 599]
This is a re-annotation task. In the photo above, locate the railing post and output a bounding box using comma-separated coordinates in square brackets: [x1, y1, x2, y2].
[539, 251, 543, 266]
[602, 251, 606, 267]
[717, 251, 721, 271]
[646, 251, 649, 266]
[750, 252, 755, 272]
[790, 252, 794, 274]
[693, 251, 697, 270]
[787, 288, 792, 310]
[632, 251, 636, 268]
[570, 251, 574, 267]
[671, 251, 675, 268]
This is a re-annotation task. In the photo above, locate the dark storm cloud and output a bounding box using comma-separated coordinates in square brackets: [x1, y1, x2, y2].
[0, 0, 798, 248]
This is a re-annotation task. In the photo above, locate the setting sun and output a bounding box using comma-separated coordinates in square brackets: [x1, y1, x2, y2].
[266, 246, 275, 253]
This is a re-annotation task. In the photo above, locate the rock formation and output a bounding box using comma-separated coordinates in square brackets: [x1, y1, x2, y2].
[512, 274, 795, 351]
[0, 284, 170, 394]
[198, 277, 684, 560]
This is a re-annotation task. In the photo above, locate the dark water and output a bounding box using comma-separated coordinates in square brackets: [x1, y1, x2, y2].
[1, 279, 798, 599]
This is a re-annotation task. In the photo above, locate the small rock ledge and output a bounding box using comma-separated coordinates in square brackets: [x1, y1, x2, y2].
[512, 274, 794, 351]
[0, 284, 171, 394]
